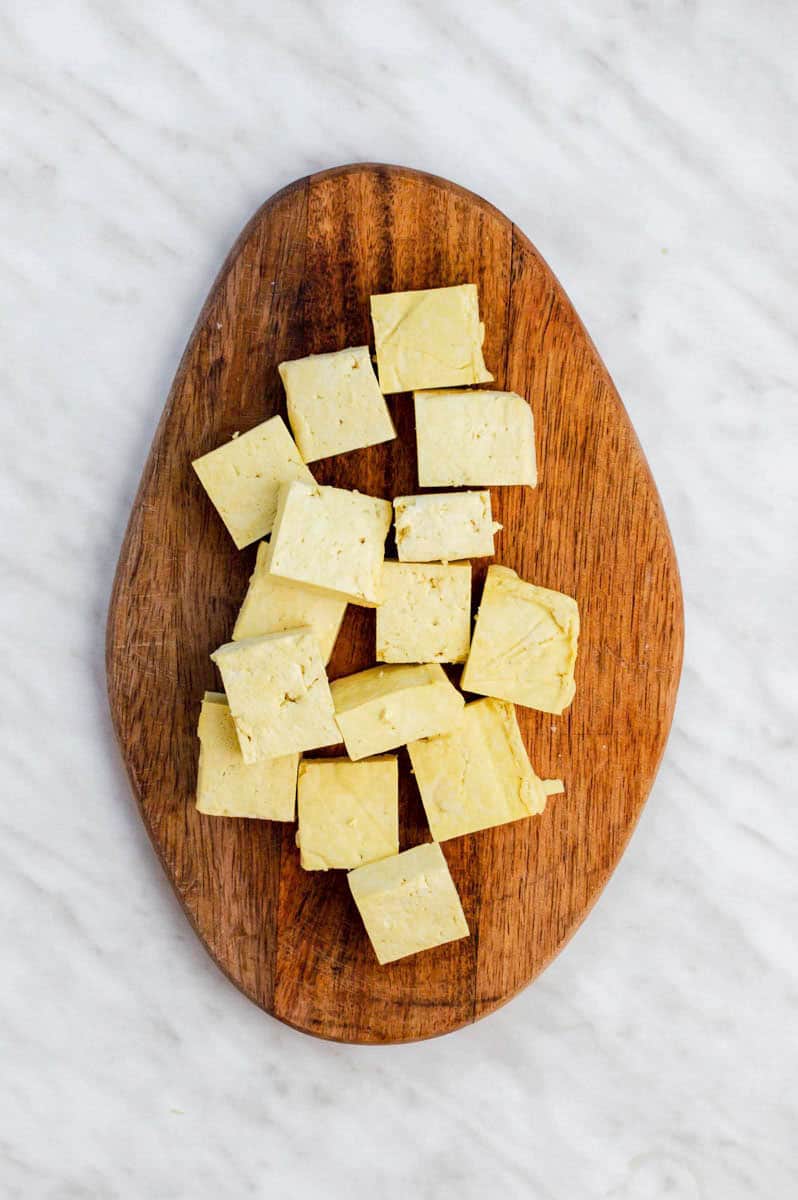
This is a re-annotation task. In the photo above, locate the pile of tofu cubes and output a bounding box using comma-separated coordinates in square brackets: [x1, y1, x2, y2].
[192, 284, 579, 966]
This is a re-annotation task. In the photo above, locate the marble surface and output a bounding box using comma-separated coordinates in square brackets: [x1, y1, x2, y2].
[2, 2, 796, 1196]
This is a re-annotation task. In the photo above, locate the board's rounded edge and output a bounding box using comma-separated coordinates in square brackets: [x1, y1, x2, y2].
[465, 220, 685, 1028]
[105, 171, 311, 732]
[508, 220, 686, 662]
[503, 214, 685, 745]
[307, 160, 512, 229]
[104, 172, 316, 1032]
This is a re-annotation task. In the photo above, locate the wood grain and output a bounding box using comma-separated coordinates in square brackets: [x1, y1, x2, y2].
[106, 163, 683, 1044]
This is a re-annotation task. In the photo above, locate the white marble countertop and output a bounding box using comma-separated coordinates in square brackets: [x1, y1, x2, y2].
[2, 2, 796, 1196]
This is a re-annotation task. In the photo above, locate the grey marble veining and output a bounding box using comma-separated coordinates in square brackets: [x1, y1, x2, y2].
[1, 2, 796, 1197]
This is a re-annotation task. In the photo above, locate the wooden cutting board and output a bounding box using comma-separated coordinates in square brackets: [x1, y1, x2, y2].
[106, 163, 683, 1044]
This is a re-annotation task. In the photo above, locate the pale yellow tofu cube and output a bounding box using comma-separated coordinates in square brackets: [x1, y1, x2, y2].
[414, 390, 536, 487]
[210, 629, 339, 763]
[192, 416, 315, 549]
[370, 284, 493, 394]
[233, 542, 347, 663]
[279, 346, 396, 462]
[196, 692, 298, 820]
[296, 756, 399, 871]
[393, 491, 501, 562]
[348, 842, 469, 965]
[266, 481, 392, 607]
[376, 562, 471, 664]
[462, 565, 579, 714]
[408, 697, 564, 841]
[331, 663, 464, 761]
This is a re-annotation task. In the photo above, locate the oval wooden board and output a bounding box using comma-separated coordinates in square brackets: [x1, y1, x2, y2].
[107, 163, 683, 1044]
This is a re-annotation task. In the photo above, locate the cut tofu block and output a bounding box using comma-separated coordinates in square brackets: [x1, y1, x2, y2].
[331, 663, 465, 760]
[296, 756, 399, 871]
[370, 284, 493, 394]
[233, 541, 347, 663]
[376, 562, 471, 664]
[394, 491, 501, 562]
[408, 698, 563, 841]
[266, 481, 392, 607]
[192, 416, 315, 549]
[210, 629, 339, 763]
[462, 565, 579, 714]
[414, 389, 536, 487]
[279, 346, 396, 462]
[348, 842, 469, 965]
[195, 692, 298, 820]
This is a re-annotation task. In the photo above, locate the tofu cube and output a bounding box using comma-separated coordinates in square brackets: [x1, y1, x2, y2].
[394, 491, 501, 562]
[414, 390, 536, 487]
[408, 697, 563, 841]
[233, 541, 347, 663]
[462, 565, 579, 714]
[192, 416, 315, 549]
[279, 346, 396, 462]
[348, 842, 470, 965]
[266, 481, 392, 607]
[370, 284, 493, 394]
[196, 692, 298, 820]
[297, 756, 399, 871]
[331, 663, 464, 761]
[210, 629, 339, 763]
[376, 562, 471, 664]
